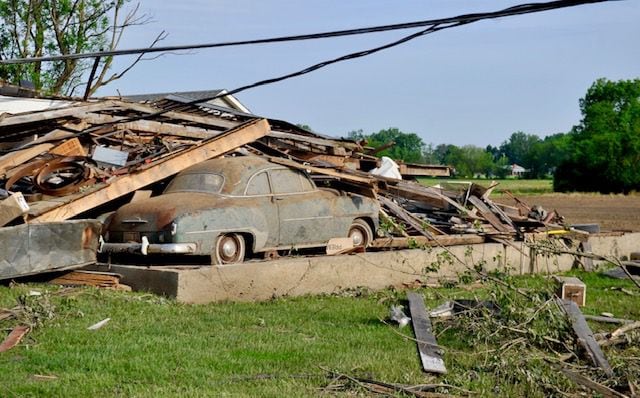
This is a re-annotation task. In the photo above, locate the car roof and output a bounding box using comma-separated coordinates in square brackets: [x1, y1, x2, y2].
[177, 156, 285, 195]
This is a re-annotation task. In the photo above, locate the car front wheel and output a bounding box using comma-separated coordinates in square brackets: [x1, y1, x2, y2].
[348, 219, 373, 248]
[212, 233, 245, 265]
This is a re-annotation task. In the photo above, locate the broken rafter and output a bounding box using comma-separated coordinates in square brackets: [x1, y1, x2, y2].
[379, 196, 444, 238]
[29, 118, 271, 222]
[79, 112, 232, 139]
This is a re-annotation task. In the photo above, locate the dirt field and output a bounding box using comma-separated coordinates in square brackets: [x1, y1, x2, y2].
[498, 193, 640, 232]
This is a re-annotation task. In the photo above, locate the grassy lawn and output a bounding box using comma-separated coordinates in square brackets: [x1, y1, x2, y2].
[418, 177, 554, 196]
[1, 269, 638, 397]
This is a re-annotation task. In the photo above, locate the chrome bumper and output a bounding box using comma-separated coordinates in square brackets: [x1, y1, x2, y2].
[99, 236, 196, 255]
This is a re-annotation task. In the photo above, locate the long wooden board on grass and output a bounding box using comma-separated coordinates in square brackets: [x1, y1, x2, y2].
[556, 298, 614, 377]
[407, 292, 447, 374]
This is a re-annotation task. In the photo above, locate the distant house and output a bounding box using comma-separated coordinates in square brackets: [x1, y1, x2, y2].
[509, 164, 527, 177]
[122, 89, 251, 113]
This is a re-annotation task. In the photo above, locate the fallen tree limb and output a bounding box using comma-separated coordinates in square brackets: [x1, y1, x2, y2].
[611, 321, 640, 339]
[560, 368, 628, 398]
[527, 243, 640, 291]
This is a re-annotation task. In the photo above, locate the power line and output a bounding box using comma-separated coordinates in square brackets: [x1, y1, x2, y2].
[2, 0, 618, 153]
[0, 0, 614, 65]
[140, 0, 615, 117]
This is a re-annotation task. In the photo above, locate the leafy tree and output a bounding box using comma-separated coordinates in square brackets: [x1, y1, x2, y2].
[0, 0, 163, 96]
[554, 78, 640, 193]
[348, 128, 426, 163]
[499, 132, 541, 167]
[444, 145, 494, 178]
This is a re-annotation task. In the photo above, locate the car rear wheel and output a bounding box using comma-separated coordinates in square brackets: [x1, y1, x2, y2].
[348, 219, 373, 248]
[212, 233, 245, 265]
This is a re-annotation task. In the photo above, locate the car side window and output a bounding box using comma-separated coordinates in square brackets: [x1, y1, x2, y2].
[270, 168, 313, 194]
[245, 171, 271, 195]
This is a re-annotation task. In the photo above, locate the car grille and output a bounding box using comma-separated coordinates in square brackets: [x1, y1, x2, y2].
[122, 231, 141, 242]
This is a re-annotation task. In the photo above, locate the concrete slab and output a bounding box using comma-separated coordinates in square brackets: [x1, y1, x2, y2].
[94, 232, 640, 304]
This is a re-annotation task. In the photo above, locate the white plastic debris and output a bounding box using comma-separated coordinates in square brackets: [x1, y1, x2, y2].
[87, 318, 111, 331]
[370, 156, 402, 180]
[389, 305, 411, 328]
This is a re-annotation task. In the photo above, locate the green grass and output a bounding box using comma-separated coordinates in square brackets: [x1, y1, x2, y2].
[418, 177, 554, 196]
[1, 270, 638, 397]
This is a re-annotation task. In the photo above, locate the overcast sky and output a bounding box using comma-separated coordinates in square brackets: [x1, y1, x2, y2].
[100, 0, 640, 146]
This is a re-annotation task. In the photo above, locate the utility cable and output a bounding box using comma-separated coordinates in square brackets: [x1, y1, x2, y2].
[1, 0, 617, 153]
[0, 0, 615, 65]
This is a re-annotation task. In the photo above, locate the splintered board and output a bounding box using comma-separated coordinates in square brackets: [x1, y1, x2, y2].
[407, 292, 447, 374]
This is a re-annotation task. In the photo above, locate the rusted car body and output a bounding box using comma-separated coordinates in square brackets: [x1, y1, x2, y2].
[101, 156, 379, 264]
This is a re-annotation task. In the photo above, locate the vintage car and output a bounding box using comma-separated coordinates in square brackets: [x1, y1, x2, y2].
[100, 156, 379, 264]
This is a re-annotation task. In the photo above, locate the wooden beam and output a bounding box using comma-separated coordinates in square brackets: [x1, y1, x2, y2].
[0, 101, 116, 127]
[468, 195, 515, 234]
[0, 143, 53, 175]
[268, 157, 376, 186]
[378, 196, 444, 237]
[370, 234, 484, 249]
[79, 113, 228, 139]
[267, 130, 346, 149]
[116, 101, 240, 129]
[29, 119, 270, 222]
[556, 298, 614, 377]
[407, 292, 447, 374]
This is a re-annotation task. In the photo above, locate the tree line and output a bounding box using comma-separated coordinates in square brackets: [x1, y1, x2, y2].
[347, 78, 640, 193]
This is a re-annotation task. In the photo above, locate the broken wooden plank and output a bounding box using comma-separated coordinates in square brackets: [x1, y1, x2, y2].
[0, 192, 29, 227]
[118, 101, 240, 129]
[370, 234, 485, 249]
[0, 143, 53, 175]
[0, 325, 30, 353]
[80, 112, 228, 139]
[407, 292, 447, 374]
[326, 237, 354, 255]
[560, 368, 627, 398]
[468, 195, 515, 234]
[0, 101, 116, 127]
[268, 157, 376, 186]
[29, 118, 271, 222]
[48, 270, 126, 289]
[556, 298, 614, 377]
[378, 196, 444, 238]
[50, 137, 86, 157]
[579, 241, 595, 271]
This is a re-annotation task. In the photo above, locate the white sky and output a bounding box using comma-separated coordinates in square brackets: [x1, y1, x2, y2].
[99, 0, 640, 146]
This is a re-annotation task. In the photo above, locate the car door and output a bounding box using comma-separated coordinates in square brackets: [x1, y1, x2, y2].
[244, 170, 280, 249]
[268, 168, 334, 247]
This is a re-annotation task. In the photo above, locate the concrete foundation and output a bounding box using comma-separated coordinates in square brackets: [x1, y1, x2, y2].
[95, 232, 640, 304]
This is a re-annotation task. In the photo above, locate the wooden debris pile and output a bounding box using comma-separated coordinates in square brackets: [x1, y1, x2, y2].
[1, 91, 579, 250]
[0, 98, 271, 224]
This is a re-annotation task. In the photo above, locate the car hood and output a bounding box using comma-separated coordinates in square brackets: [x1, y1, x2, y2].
[108, 192, 231, 231]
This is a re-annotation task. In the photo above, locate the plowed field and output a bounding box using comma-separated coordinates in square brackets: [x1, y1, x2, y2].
[497, 194, 640, 232]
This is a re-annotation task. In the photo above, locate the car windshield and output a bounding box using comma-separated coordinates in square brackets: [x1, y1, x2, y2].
[165, 173, 224, 194]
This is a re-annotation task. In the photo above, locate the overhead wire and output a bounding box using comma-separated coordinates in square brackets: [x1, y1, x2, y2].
[1, 0, 617, 151]
[0, 0, 615, 65]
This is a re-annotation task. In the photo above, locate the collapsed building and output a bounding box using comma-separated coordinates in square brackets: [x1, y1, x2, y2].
[0, 86, 585, 280]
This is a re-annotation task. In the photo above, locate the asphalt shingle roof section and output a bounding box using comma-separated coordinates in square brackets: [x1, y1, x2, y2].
[122, 90, 225, 103]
